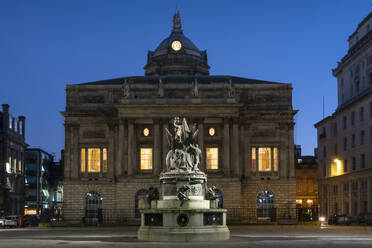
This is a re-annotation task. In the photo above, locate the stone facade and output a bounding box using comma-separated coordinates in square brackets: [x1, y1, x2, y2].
[295, 156, 318, 208]
[315, 12, 372, 218]
[62, 13, 297, 224]
[0, 104, 27, 216]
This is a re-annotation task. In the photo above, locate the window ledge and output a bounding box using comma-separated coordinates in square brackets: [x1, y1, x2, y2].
[139, 169, 153, 173]
[251, 171, 279, 178]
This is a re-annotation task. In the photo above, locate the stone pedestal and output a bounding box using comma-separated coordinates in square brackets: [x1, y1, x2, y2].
[137, 171, 230, 241]
[137, 117, 230, 241]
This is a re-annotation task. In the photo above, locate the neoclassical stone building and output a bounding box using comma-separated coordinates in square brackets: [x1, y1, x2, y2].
[62, 12, 296, 224]
[315, 12, 372, 219]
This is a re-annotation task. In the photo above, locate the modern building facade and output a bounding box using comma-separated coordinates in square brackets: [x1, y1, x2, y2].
[24, 148, 54, 217]
[315, 12, 372, 218]
[62, 12, 297, 224]
[0, 104, 27, 216]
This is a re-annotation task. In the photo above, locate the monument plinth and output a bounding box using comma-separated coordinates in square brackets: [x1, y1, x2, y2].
[137, 117, 230, 241]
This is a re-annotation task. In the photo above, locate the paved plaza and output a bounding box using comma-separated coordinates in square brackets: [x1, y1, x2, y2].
[1, 225, 372, 248]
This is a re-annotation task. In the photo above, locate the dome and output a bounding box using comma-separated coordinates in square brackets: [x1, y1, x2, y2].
[144, 11, 210, 76]
[154, 32, 200, 55]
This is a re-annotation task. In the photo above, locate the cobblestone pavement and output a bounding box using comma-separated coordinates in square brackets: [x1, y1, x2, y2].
[1, 225, 372, 248]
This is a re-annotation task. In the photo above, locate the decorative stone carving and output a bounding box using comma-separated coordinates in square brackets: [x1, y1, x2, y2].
[147, 186, 159, 205]
[82, 130, 105, 139]
[177, 185, 190, 206]
[227, 79, 235, 98]
[165, 117, 201, 172]
[206, 185, 218, 200]
[158, 79, 164, 97]
[122, 79, 130, 98]
[192, 78, 199, 97]
[81, 94, 104, 104]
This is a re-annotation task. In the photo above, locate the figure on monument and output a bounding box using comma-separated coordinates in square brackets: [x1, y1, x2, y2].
[147, 186, 159, 207]
[165, 117, 201, 172]
[227, 79, 235, 98]
[177, 185, 190, 206]
[158, 79, 164, 97]
[192, 78, 199, 97]
[122, 79, 130, 98]
[206, 186, 218, 200]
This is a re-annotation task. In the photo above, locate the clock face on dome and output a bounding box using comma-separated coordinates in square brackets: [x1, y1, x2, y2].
[171, 40, 182, 51]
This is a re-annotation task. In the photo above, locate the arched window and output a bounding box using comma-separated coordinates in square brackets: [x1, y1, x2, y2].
[215, 189, 224, 208]
[257, 190, 275, 219]
[135, 189, 149, 219]
[257, 190, 274, 209]
[85, 191, 102, 225]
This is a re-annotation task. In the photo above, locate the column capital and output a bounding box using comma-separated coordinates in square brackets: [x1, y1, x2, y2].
[223, 118, 231, 124]
[232, 117, 240, 125]
[127, 118, 135, 124]
[152, 117, 161, 124]
[119, 118, 126, 124]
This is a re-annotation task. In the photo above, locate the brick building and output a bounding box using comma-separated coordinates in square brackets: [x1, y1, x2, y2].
[62, 12, 297, 224]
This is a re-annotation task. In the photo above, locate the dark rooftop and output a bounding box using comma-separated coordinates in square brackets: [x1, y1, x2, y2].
[75, 75, 286, 86]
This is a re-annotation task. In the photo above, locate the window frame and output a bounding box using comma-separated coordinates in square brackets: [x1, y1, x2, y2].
[251, 146, 279, 172]
[205, 146, 219, 170]
[80, 147, 108, 176]
[139, 146, 153, 172]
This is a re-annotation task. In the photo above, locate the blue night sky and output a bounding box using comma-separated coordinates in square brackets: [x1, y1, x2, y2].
[0, 1, 370, 159]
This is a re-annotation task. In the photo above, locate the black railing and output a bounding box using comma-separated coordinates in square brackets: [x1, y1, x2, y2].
[61, 207, 319, 225]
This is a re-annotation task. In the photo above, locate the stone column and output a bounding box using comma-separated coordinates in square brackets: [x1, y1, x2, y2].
[357, 179, 361, 215]
[71, 125, 79, 180]
[63, 124, 71, 180]
[108, 124, 115, 179]
[232, 118, 239, 177]
[348, 181, 352, 216]
[239, 124, 245, 178]
[287, 122, 295, 178]
[117, 118, 125, 178]
[153, 119, 161, 176]
[197, 118, 205, 172]
[367, 177, 372, 213]
[162, 120, 169, 172]
[127, 119, 135, 175]
[340, 182, 344, 214]
[223, 118, 230, 176]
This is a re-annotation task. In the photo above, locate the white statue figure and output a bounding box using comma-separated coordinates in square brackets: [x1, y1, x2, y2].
[158, 79, 164, 97]
[228, 79, 235, 98]
[123, 79, 130, 98]
[165, 117, 201, 172]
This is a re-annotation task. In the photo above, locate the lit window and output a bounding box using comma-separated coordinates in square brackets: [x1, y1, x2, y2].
[331, 159, 343, 176]
[258, 148, 271, 171]
[209, 128, 215, 136]
[296, 199, 302, 205]
[252, 147, 279, 172]
[81, 148, 108, 173]
[251, 148, 256, 171]
[140, 148, 152, 170]
[88, 148, 101, 172]
[18, 160, 22, 172]
[143, 128, 150, 136]
[206, 147, 218, 170]
[102, 148, 107, 172]
[307, 199, 313, 206]
[81, 149, 86, 172]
